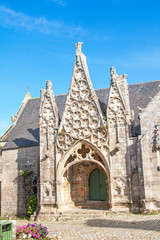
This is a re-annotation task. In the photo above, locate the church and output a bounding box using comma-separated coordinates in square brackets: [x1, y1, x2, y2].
[0, 42, 160, 219]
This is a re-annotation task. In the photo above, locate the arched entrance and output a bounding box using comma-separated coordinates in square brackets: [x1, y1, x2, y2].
[57, 140, 110, 210]
[89, 168, 107, 201]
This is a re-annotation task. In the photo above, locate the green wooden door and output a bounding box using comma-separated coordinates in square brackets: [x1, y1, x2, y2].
[89, 168, 107, 201]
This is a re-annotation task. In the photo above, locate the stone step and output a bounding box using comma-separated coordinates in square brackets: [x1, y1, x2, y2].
[35, 209, 108, 221]
[58, 213, 106, 220]
[75, 201, 109, 210]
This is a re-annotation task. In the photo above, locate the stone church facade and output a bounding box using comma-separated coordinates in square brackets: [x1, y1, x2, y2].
[0, 42, 160, 218]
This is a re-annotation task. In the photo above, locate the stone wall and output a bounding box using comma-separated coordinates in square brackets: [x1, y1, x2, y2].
[140, 91, 160, 210]
[1, 146, 39, 217]
[129, 137, 144, 210]
[0, 142, 7, 182]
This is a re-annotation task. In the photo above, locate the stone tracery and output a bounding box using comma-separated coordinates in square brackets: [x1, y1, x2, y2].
[57, 45, 108, 155]
[62, 143, 107, 177]
[40, 80, 58, 139]
[107, 67, 130, 126]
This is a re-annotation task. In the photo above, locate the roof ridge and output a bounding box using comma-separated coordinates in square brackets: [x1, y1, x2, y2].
[55, 93, 68, 97]
[95, 87, 110, 91]
[26, 80, 160, 100]
[129, 80, 160, 86]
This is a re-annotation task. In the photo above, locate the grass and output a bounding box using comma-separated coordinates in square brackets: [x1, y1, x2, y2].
[147, 211, 159, 215]
[0, 217, 7, 220]
[131, 210, 159, 215]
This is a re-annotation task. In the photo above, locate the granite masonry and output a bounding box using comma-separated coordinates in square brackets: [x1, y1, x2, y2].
[0, 42, 160, 219]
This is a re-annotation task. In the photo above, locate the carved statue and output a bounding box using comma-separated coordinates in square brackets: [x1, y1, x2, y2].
[114, 178, 125, 196]
[155, 125, 160, 149]
[43, 180, 55, 198]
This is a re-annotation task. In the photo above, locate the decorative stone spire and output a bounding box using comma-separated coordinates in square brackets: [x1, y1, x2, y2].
[109, 66, 130, 117]
[57, 42, 108, 156]
[39, 80, 59, 207]
[107, 66, 132, 142]
[75, 42, 83, 55]
[39, 80, 59, 141]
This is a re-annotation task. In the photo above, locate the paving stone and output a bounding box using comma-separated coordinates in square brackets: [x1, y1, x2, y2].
[17, 213, 160, 240]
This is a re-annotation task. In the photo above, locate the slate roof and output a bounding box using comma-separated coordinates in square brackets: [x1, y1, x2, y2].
[2, 80, 160, 150]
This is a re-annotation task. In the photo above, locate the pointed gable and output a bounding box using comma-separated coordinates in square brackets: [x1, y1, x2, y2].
[0, 91, 32, 142]
[107, 67, 131, 126]
[39, 80, 59, 138]
[57, 42, 108, 154]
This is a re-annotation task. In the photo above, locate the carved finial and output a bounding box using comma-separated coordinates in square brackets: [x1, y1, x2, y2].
[110, 66, 117, 83]
[46, 80, 52, 91]
[11, 115, 17, 123]
[110, 66, 116, 74]
[122, 74, 127, 79]
[75, 42, 83, 55]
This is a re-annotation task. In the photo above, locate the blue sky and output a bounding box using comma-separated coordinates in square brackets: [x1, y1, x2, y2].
[0, 0, 160, 137]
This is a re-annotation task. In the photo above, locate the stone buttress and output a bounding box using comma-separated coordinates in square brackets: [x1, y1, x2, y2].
[107, 67, 134, 211]
[38, 80, 59, 215]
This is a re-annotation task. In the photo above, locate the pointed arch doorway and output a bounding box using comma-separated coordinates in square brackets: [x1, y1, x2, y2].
[57, 141, 110, 209]
[89, 168, 107, 201]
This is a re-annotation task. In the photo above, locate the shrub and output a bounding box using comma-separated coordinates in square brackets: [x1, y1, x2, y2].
[27, 194, 37, 216]
[16, 223, 48, 239]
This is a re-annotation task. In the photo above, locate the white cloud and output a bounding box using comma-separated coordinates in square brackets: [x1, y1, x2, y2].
[49, 0, 65, 6]
[0, 5, 82, 36]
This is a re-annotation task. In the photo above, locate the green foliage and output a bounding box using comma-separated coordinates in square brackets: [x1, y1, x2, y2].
[19, 169, 33, 177]
[0, 217, 7, 220]
[103, 116, 107, 121]
[147, 210, 159, 215]
[27, 194, 37, 216]
[132, 210, 159, 215]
